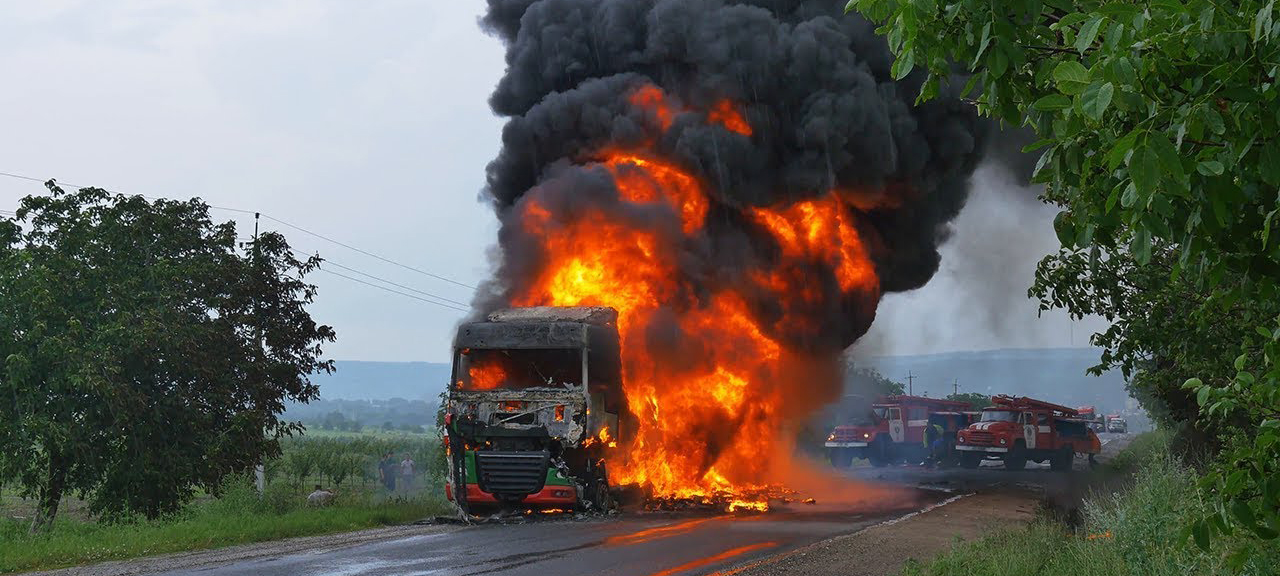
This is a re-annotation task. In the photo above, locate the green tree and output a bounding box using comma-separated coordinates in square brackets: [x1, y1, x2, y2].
[945, 392, 991, 411]
[847, 366, 907, 397]
[0, 183, 335, 532]
[849, 0, 1280, 558]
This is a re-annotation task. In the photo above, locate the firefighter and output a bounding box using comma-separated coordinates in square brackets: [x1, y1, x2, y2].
[923, 422, 945, 468]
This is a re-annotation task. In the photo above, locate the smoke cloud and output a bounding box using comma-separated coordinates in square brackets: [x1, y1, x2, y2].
[475, 0, 988, 353]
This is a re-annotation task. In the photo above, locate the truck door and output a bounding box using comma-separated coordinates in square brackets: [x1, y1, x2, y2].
[1022, 411, 1037, 449]
[888, 408, 904, 443]
[1036, 412, 1053, 448]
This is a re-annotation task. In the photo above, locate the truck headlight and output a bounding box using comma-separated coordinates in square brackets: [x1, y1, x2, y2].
[827, 433, 836, 441]
[958, 436, 965, 443]
[862, 432, 870, 439]
[999, 438, 1007, 445]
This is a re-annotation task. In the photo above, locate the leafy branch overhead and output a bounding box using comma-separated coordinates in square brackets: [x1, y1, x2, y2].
[849, 0, 1280, 563]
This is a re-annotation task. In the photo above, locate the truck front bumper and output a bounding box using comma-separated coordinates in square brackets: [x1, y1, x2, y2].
[446, 482, 577, 506]
[824, 441, 869, 448]
[956, 445, 1008, 453]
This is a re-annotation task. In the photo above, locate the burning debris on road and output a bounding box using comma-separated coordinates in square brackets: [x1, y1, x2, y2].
[468, 0, 988, 511]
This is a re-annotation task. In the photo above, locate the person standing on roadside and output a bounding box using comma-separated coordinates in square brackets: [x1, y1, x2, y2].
[378, 452, 397, 492]
[400, 453, 416, 492]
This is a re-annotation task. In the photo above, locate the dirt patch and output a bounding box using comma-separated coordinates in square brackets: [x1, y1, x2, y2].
[22, 523, 458, 576]
[728, 491, 1039, 576]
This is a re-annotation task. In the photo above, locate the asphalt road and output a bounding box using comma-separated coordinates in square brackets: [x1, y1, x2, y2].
[144, 494, 945, 576]
[137, 433, 1134, 576]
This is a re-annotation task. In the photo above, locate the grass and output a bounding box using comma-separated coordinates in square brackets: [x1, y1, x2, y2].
[901, 430, 1280, 576]
[0, 478, 452, 574]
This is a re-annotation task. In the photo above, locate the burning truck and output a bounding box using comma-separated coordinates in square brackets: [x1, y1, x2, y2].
[443, 306, 630, 515]
[466, 0, 991, 506]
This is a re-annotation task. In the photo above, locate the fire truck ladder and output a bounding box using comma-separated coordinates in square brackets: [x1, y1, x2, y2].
[990, 395, 1079, 417]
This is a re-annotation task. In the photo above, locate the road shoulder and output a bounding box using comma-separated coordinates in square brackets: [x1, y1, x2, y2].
[23, 523, 458, 576]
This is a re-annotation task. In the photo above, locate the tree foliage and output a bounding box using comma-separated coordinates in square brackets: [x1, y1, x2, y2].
[945, 392, 991, 410]
[850, 0, 1280, 559]
[0, 183, 335, 532]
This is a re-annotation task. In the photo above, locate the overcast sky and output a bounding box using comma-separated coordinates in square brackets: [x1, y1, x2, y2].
[0, 1, 1106, 363]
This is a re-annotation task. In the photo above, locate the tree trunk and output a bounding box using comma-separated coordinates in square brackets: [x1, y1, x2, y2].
[29, 452, 66, 534]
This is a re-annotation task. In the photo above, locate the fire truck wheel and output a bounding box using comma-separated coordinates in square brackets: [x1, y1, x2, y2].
[960, 451, 981, 469]
[830, 449, 854, 468]
[1003, 443, 1027, 470]
[1050, 447, 1073, 471]
[867, 440, 890, 467]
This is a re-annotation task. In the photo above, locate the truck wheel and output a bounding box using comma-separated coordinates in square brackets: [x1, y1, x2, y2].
[1050, 447, 1073, 472]
[585, 461, 613, 513]
[960, 451, 981, 469]
[867, 441, 889, 467]
[1004, 443, 1027, 470]
[835, 449, 855, 468]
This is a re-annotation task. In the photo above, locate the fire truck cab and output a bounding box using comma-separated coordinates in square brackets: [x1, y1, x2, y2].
[825, 395, 971, 467]
[956, 395, 1101, 471]
[1077, 405, 1106, 432]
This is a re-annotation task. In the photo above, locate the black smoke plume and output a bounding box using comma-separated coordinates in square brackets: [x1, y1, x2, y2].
[476, 0, 988, 354]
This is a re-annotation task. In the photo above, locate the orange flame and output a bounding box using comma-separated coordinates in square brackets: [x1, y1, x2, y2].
[467, 360, 507, 391]
[750, 195, 878, 293]
[629, 85, 675, 131]
[708, 99, 752, 136]
[507, 82, 880, 507]
[598, 425, 618, 448]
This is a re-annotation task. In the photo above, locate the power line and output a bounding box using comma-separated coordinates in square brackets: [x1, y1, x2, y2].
[0, 169, 477, 291]
[232, 235, 471, 313]
[262, 214, 477, 291]
[0, 171, 43, 184]
[317, 268, 469, 313]
[289, 247, 471, 309]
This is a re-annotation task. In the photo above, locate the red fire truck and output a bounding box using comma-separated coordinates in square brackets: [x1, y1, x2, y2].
[955, 395, 1101, 471]
[825, 395, 971, 467]
[1076, 405, 1106, 432]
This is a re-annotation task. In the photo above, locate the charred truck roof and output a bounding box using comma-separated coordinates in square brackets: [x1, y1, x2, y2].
[454, 306, 620, 350]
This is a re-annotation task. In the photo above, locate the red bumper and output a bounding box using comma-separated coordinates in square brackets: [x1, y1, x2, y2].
[445, 483, 577, 505]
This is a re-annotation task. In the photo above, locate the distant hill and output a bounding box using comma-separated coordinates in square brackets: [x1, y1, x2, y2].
[854, 347, 1128, 411]
[313, 348, 1130, 413]
[310, 360, 451, 401]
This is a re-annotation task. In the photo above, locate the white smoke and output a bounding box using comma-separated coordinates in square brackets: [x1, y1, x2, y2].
[852, 159, 1110, 357]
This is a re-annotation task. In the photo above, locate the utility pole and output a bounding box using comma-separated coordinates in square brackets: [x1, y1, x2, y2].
[953, 378, 959, 397]
[906, 370, 915, 396]
[253, 212, 265, 497]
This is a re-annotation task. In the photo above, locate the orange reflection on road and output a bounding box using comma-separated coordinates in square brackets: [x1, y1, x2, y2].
[645, 542, 779, 576]
[605, 517, 718, 546]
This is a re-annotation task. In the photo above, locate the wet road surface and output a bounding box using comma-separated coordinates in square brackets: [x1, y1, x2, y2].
[140, 434, 1134, 576]
[144, 494, 946, 576]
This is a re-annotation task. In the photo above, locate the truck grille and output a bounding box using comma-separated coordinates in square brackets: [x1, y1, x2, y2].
[475, 451, 549, 498]
[965, 431, 995, 445]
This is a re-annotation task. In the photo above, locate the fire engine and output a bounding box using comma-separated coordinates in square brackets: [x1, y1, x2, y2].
[1076, 405, 1106, 432]
[955, 395, 1101, 471]
[825, 395, 971, 467]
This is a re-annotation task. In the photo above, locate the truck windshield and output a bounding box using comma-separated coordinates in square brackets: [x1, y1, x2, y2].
[456, 348, 581, 390]
[872, 407, 888, 420]
[980, 410, 1019, 422]
[849, 409, 881, 425]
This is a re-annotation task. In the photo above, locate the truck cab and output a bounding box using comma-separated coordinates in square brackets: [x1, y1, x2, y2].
[955, 395, 1101, 471]
[1077, 405, 1106, 432]
[1107, 416, 1128, 433]
[443, 306, 630, 514]
[824, 395, 970, 467]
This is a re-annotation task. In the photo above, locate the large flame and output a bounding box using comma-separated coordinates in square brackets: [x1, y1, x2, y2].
[466, 359, 508, 391]
[508, 84, 880, 507]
